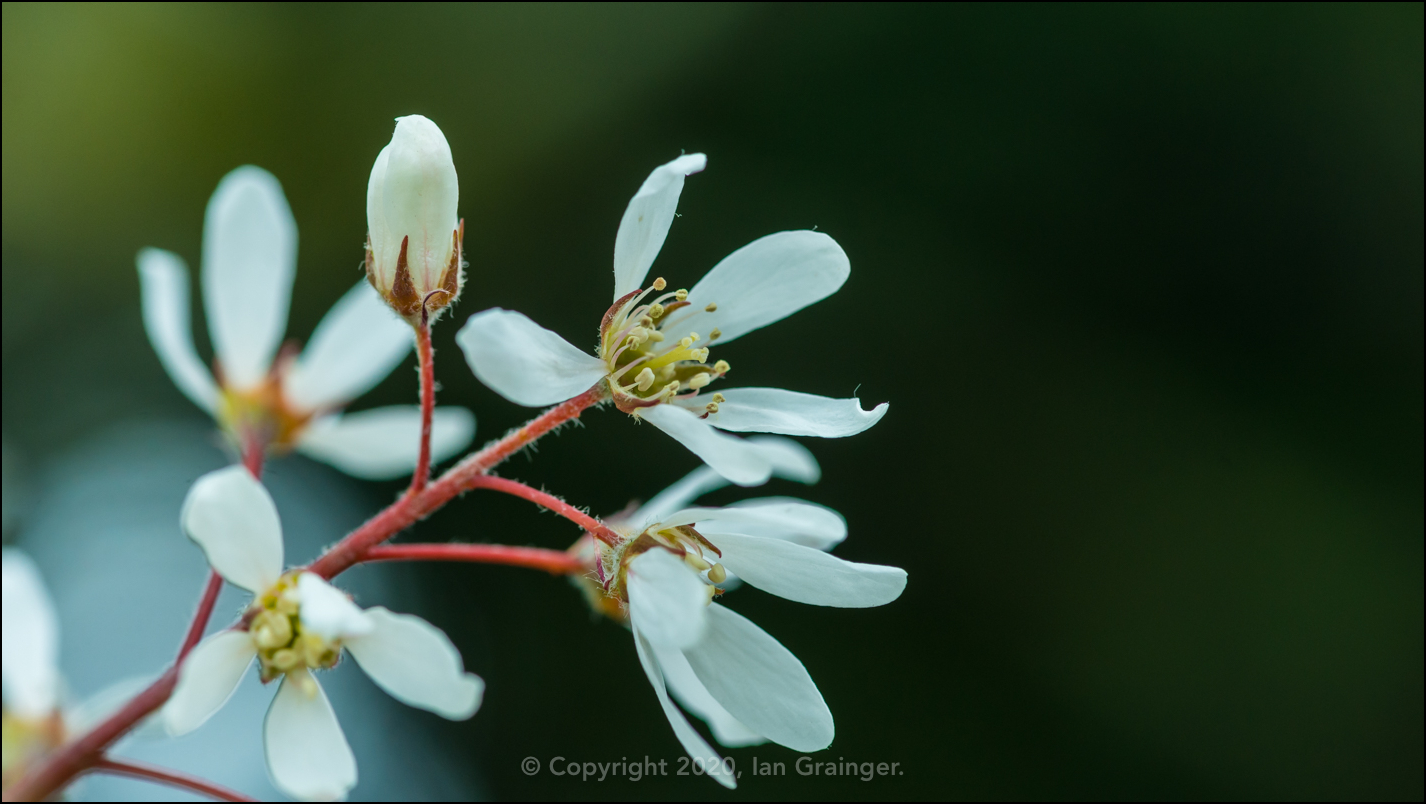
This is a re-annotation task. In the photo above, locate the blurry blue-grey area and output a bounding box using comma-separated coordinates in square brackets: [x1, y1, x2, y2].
[2, 3, 1422, 802]
[15, 423, 473, 800]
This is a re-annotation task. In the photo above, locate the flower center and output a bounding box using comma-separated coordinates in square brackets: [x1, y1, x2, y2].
[249, 573, 342, 684]
[601, 277, 730, 410]
[602, 524, 729, 606]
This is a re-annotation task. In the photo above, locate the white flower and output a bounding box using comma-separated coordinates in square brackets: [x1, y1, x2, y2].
[138, 165, 475, 479]
[163, 467, 484, 801]
[456, 154, 887, 486]
[577, 447, 906, 785]
[2, 548, 63, 785]
[365, 115, 464, 323]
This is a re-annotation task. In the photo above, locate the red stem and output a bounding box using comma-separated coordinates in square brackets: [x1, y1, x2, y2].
[86, 758, 256, 803]
[362, 543, 585, 574]
[408, 316, 435, 496]
[175, 572, 225, 663]
[305, 383, 607, 579]
[463, 475, 622, 546]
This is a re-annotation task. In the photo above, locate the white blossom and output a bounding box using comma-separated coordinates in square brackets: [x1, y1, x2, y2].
[138, 166, 475, 479]
[162, 467, 483, 801]
[365, 115, 464, 324]
[2, 549, 63, 786]
[456, 154, 887, 486]
[574, 444, 905, 784]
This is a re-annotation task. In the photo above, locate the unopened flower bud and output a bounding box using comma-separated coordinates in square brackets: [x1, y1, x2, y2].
[366, 115, 464, 324]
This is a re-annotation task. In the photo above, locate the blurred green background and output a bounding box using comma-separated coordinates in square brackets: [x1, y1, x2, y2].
[3, 3, 1421, 800]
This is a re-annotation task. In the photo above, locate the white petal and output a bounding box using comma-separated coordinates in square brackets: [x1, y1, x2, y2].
[632, 625, 734, 789]
[284, 281, 413, 412]
[660, 501, 847, 550]
[685, 603, 833, 752]
[456, 308, 608, 407]
[295, 406, 475, 480]
[626, 549, 709, 650]
[180, 466, 284, 593]
[265, 672, 357, 802]
[632, 436, 821, 526]
[723, 497, 847, 550]
[680, 230, 849, 344]
[650, 641, 766, 748]
[345, 607, 483, 720]
[296, 573, 372, 641]
[703, 532, 905, 608]
[690, 387, 888, 438]
[745, 435, 822, 483]
[640, 405, 772, 487]
[613, 154, 707, 299]
[1, 549, 60, 717]
[163, 630, 255, 735]
[136, 249, 219, 413]
[201, 166, 298, 390]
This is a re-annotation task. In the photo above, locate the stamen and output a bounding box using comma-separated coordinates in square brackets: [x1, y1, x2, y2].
[648, 303, 665, 319]
[704, 302, 718, 313]
[709, 328, 722, 340]
[648, 331, 665, 342]
[707, 563, 727, 584]
[686, 373, 711, 390]
[685, 553, 711, 571]
[705, 402, 720, 414]
[674, 289, 688, 301]
[692, 348, 709, 362]
[652, 277, 667, 291]
[713, 360, 730, 374]
[679, 336, 693, 348]
[712, 393, 726, 403]
[634, 367, 655, 392]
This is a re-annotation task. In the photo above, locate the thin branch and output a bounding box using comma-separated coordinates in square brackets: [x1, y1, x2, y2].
[462, 475, 622, 546]
[87, 757, 257, 802]
[408, 315, 436, 496]
[362, 543, 585, 575]
[175, 571, 224, 663]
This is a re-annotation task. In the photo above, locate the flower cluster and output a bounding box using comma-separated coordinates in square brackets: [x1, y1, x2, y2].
[1, 115, 904, 802]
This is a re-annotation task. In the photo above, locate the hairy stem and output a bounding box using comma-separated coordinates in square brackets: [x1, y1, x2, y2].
[87, 758, 257, 803]
[463, 475, 622, 546]
[408, 316, 435, 496]
[362, 543, 586, 574]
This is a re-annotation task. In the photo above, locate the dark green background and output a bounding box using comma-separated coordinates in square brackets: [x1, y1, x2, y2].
[4, 3, 1421, 800]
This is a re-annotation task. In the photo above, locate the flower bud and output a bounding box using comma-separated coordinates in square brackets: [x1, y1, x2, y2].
[366, 114, 464, 324]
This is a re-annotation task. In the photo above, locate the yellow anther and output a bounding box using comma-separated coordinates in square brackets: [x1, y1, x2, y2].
[688, 332, 700, 342]
[713, 360, 730, 374]
[675, 289, 688, 301]
[705, 402, 720, 414]
[709, 328, 722, 340]
[652, 277, 667, 291]
[648, 303, 665, 319]
[629, 326, 649, 342]
[685, 553, 711, 572]
[634, 367, 655, 392]
[679, 336, 693, 348]
[252, 612, 292, 650]
[664, 380, 682, 395]
[640, 315, 654, 327]
[686, 373, 711, 390]
[704, 302, 718, 313]
[270, 648, 301, 672]
[707, 563, 727, 584]
[692, 348, 709, 362]
[648, 331, 665, 342]
[712, 393, 726, 404]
